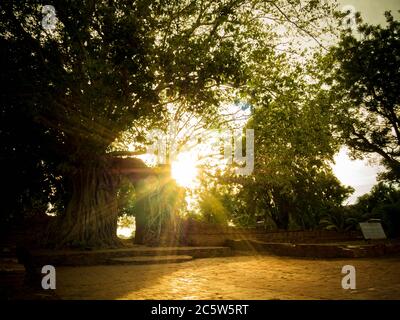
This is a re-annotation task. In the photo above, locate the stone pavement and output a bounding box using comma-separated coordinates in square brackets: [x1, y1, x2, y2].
[53, 255, 400, 300]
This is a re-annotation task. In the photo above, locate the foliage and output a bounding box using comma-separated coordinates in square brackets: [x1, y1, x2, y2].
[1, 0, 340, 244]
[117, 214, 136, 229]
[319, 207, 360, 232]
[318, 182, 400, 237]
[221, 60, 352, 230]
[351, 182, 400, 238]
[116, 177, 137, 217]
[0, 0, 263, 244]
[322, 11, 400, 182]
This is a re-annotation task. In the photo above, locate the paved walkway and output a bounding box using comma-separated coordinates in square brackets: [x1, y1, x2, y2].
[54, 255, 400, 300]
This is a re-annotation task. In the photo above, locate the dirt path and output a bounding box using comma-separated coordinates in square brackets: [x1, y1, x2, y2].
[53, 255, 400, 300]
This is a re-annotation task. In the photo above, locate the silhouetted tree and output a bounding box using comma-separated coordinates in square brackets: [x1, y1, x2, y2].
[0, 0, 338, 246]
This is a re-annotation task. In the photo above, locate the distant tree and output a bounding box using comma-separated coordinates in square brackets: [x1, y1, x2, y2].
[318, 207, 360, 232]
[351, 182, 400, 238]
[196, 59, 353, 230]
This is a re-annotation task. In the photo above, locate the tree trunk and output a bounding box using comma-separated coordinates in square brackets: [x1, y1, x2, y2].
[275, 201, 290, 230]
[133, 179, 150, 245]
[54, 162, 121, 248]
[134, 208, 147, 245]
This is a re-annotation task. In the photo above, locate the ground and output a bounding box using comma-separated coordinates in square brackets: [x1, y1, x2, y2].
[54, 254, 400, 300]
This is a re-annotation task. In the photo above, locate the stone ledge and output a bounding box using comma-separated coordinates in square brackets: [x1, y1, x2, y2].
[227, 239, 400, 258]
[30, 246, 232, 266]
[108, 255, 194, 265]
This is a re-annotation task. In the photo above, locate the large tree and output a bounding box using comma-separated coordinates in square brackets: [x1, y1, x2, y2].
[0, 0, 338, 246]
[322, 12, 400, 181]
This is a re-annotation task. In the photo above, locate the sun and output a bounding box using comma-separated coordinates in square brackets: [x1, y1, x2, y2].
[171, 152, 199, 188]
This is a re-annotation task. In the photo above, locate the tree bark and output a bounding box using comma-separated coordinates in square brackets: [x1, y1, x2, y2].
[54, 162, 121, 248]
[275, 201, 290, 230]
[134, 207, 147, 245]
[133, 179, 151, 245]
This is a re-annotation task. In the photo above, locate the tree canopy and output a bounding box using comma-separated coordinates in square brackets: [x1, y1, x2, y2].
[321, 11, 400, 181]
[196, 58, 353, 230]
[3, 0, 374, 246]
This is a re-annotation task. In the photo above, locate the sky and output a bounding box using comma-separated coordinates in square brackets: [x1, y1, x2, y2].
[332, 0, 400, 204]
[338, 0, 400, 25]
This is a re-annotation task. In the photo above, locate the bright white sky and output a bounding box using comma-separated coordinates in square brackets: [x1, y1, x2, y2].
[332, 148, 383, 204]
[338, 0, 400, 25]
[332, 0, 399, 204]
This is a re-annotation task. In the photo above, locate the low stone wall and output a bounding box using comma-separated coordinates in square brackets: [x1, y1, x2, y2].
[227, 239, 400, 258]
[170, 219, 363, 246]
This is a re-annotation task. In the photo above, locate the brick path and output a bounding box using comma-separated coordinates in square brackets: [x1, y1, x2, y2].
[54, 255, 400, 300]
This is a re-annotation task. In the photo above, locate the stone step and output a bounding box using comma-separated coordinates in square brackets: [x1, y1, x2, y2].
[30, 246, 232, 266]
[108, 255, 193, 265]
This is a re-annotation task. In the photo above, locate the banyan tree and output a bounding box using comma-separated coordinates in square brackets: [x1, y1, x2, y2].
[1, 1, 338, 247]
